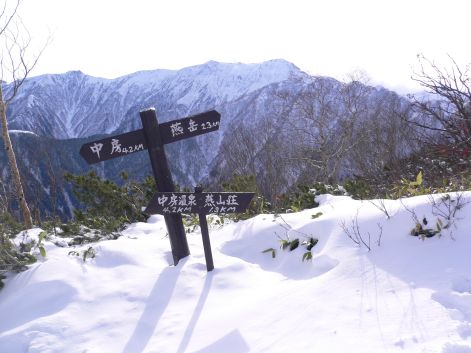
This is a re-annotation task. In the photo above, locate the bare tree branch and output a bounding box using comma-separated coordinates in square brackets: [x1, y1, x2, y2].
[0, 0, 50, 228]
[407, 54, 471, 151]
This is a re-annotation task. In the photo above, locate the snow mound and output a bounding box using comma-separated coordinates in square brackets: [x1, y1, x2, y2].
[2, 193, 471, 352]
[219, 214, 339, 280]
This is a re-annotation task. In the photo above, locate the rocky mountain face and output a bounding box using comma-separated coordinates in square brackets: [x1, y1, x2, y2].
[0, 60, 407, 219]
[7, 59, 306, 138]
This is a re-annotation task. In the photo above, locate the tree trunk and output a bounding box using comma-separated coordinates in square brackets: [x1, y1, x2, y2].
[0, 88, 33, 228]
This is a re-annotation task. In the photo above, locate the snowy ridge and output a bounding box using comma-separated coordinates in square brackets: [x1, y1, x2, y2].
[0, 62, 411, 220]
[6, 59, 307, 139]
[2, 193, 471, 352]
[8, 130, 37, 136]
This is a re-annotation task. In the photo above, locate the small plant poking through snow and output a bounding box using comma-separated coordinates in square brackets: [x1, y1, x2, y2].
[262, 247, 277, 258]
[302, 237, 319, 261]
[340, 208, 383, 251]
[368, 199, 392, 219]
[36, 232, 47, 258]
[311, 212, 323, 219]
[410, 218, 440, 239]
[406, 193, 469, 240]
[402, 192, 468, 240]
[263, 215, 319, 261]
[68, 246, 96, 263]
[429, 193, 469, 238]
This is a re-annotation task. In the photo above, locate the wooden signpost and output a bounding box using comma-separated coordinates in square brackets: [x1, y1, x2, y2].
[80, 108, 220, 265]
[79, 107, 254, 271]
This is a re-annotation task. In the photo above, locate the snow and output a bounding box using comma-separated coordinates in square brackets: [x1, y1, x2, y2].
[8, 130, 38, 136]
[174, 59, 305, 103]
[2, 193, 471, 352]
[9, 59, 309, 140]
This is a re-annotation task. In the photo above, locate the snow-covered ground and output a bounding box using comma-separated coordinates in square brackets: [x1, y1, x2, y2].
[2, 193, 471, 353]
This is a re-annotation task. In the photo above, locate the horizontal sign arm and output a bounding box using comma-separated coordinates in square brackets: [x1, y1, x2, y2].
[79, 129, 147, 164]
[145, 192, 255, 215]
[159, 110, 221, 144]
[79, 109, 220, 165]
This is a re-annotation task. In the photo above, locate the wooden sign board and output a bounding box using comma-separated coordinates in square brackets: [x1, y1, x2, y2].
[145, 192, 254, 215]
[79, 108, 221, 266]
[146, 188, 254, 272]
[79, 129, 147, 164]
[79, 110, 220, 164]
[159, 110, 220, 144]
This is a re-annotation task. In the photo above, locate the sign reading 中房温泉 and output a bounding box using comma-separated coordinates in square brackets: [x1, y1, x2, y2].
[79, 110, 220, 164]
[145, 192, 255, 215]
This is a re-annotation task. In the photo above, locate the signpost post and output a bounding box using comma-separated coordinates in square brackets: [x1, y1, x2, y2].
[80, 108, 221, 265]
[195, 186, 213, 271]
[140, 108, 189, 264]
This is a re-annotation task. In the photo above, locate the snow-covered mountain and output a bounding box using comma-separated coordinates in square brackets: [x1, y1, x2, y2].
[0, 60, 409, 219]
[7, 59, 307, 139]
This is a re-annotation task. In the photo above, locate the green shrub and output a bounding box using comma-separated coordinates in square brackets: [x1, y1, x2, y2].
[221, 174, 270, 219]
[284, 182, 351, 212]
[343, 179, 373, 200]
[64, 171, 156, 234]
[0, 233, 37, 289]
[390, 171, 430, 198]
[0, 210, 48, 290]
[0, 211, 23, 237]
[286, 185, 319, 212]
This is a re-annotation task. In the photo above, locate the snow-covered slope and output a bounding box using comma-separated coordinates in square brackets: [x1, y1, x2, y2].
[1, 193, 471, 352]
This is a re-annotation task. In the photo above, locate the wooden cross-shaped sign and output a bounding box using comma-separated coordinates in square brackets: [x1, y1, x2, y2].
[80, 108, 254, 271]
[80, 108, 220, 266]
[79, 110, 220, 164]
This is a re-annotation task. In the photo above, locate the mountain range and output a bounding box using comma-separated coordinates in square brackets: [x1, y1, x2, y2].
[0, 59, 406, 219]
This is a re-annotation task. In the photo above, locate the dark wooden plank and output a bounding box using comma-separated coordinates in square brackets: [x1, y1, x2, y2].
[159, 110, 220, 144]
[195, 186, 214, 271]
[79, 129, 147, 164]
[79, 110, 220, 165]
[140, 108, 190, 265]
[145, 192, 255, 215]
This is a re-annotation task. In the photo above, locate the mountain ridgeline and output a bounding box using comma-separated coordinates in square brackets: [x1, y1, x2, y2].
[1, 60, 413, 219]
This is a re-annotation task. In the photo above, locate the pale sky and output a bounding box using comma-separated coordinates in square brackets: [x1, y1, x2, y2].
[17, 0, 471, 92]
